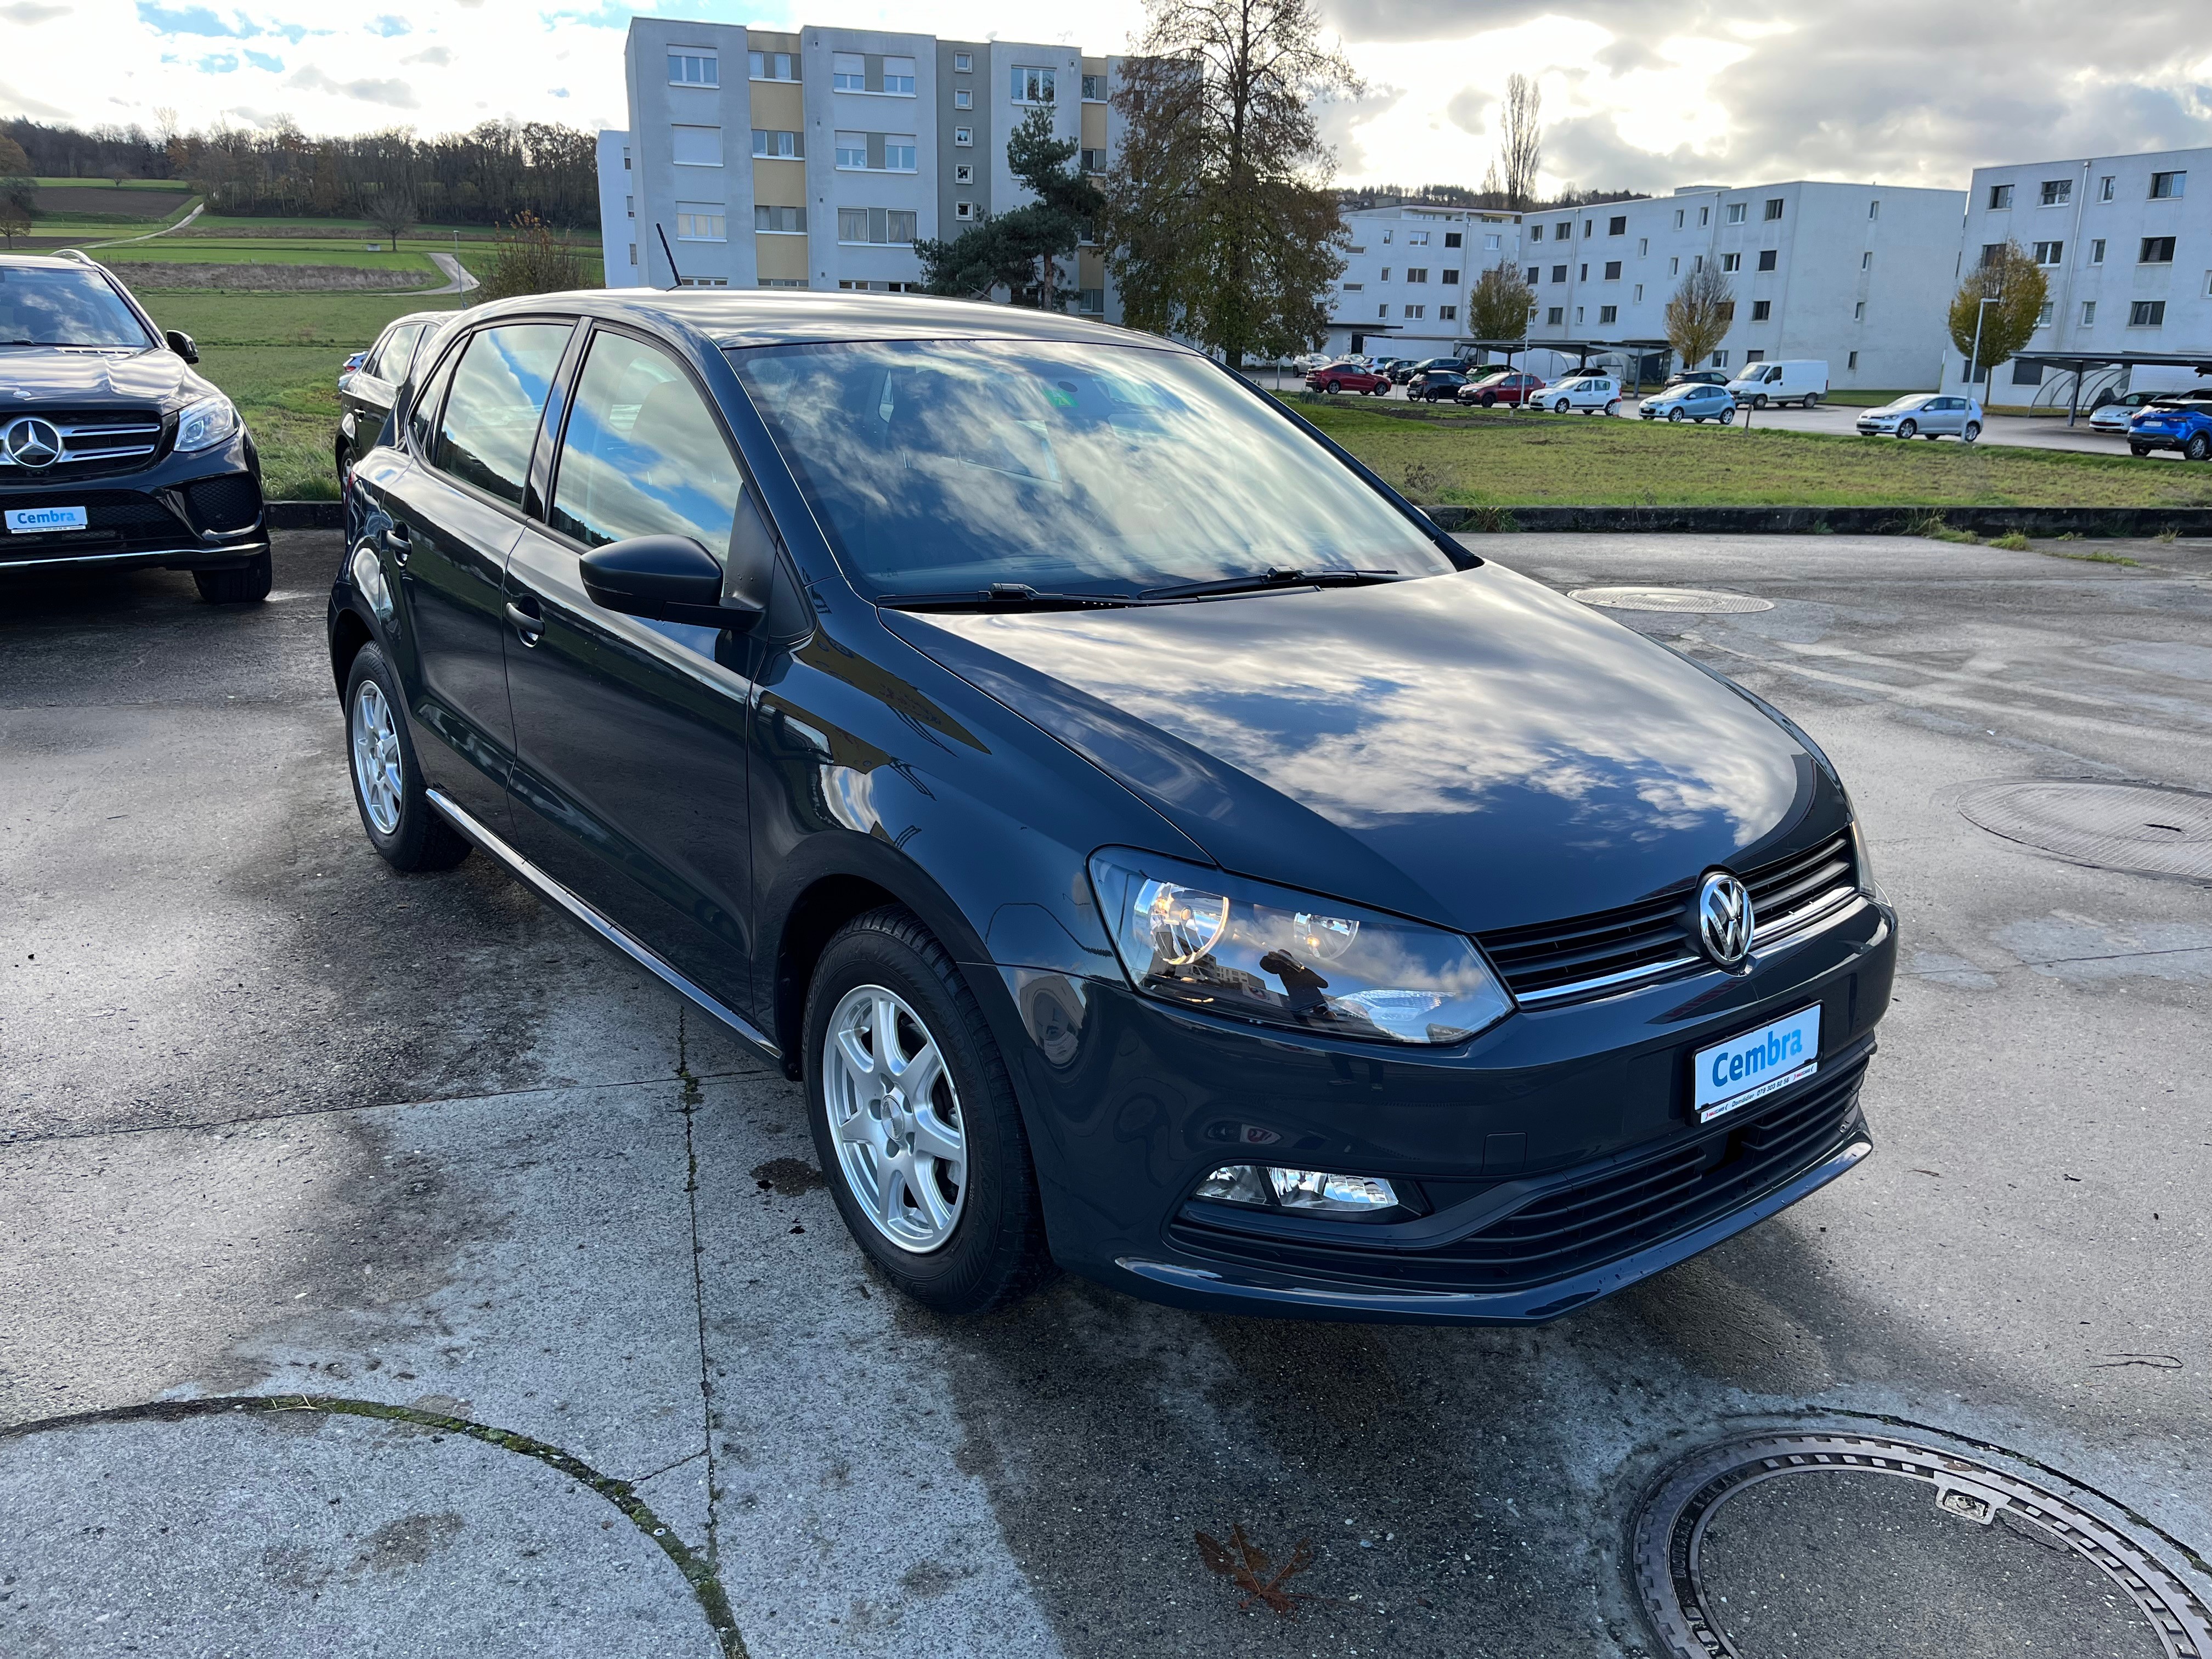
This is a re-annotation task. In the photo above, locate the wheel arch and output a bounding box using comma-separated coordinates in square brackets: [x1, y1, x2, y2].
[329, 605, 374, 698]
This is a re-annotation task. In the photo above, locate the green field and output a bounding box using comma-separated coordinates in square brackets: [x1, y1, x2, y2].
[1289, 397, 2212, 509]
[31, 177, 193, 191]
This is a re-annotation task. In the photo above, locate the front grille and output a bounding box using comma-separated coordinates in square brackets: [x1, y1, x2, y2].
[1167, 1052, 1869, 1294]
[1479, 832, 1859, 1007]
[0, 408, 167, 477]
[0, 487, 192, 560]
[185, 472, 262, 533]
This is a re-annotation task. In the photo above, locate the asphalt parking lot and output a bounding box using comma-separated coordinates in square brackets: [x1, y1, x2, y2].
[4, 528, 2209, 1657]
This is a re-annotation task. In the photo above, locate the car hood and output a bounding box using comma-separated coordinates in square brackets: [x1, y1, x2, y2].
[883, 565, 1826, 934]
[0, 345, 204, 409]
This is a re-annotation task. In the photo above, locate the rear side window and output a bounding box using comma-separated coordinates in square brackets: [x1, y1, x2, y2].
[551, 332, 741, 553]
[432, 323, 571, 506]
[407, 342, 459, 454]
[366, 323, 421, 381]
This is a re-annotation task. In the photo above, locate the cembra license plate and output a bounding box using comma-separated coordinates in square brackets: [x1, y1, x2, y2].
[6, 505, 89, 533]
[1694, 1004, 1819, 1123]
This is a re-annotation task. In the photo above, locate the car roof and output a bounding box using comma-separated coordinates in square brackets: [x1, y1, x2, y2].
[0, 253, 106, 272]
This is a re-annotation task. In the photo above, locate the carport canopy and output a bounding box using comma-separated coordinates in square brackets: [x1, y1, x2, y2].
[2005, 349, 2212, 425]
[1455, 337, 1673, 376]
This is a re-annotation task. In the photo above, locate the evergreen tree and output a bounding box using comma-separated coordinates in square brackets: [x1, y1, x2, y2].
[917, 108, 1104, 308]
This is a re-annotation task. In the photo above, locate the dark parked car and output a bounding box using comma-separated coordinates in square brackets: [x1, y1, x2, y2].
[1408, 368, 1471, 402]
[1660, 369, 1731, 391]
[331, 291, 1894, 1322]
[1393, 356, 1463, 386]
[337, 311, 455, 489]
[1455, 370, 1547, 408]
[0, 252, 269, 602]
[1305, 362, 1390, 394]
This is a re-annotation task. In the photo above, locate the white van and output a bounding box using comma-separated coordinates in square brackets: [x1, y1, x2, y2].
[1726, 360, 1829, 409]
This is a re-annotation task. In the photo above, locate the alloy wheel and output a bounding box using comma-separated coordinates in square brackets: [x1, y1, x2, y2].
[1898, 419, 1917, 439]
[820, 983, 968, 1254]
[2187, 433, 2210, 461]
[351, 679, 404, 836]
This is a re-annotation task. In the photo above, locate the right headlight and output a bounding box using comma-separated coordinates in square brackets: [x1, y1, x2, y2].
[1088, 849, 1513, 1047]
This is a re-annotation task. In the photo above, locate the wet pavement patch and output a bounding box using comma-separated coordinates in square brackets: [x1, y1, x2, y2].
[1960, 780, 2212, 882]
[1568, 586, 1776, 613]
[1630, 1432, 2212, 1659]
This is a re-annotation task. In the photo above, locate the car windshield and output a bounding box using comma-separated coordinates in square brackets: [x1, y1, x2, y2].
[0, 265, 155, 349]
[1881, 396, 1934, 411]
[732, 338, 1455, 601]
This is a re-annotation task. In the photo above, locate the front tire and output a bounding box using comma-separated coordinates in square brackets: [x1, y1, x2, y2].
[1897, 419, 1918, 440]
[1481, 392, 1498, 407]
[805, 907, 1054, 1315]
[344, 642, 471, 872]
[2186, 433, 2211, 462]
[1753, 394, 1769, 410]
[193, 549, 273, 605]
[1668, 408, 1685, 422]
[1554, 399, 1571, 414]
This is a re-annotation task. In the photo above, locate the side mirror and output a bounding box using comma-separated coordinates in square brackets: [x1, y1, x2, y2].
[165, 329, 199, 364]
[582, 535, 752, 628]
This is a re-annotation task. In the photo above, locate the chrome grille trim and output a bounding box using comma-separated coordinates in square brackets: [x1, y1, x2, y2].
[0, 410, 166, 471]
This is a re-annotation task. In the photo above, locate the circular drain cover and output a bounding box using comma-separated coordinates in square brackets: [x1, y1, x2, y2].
[1633, 1433, 2212, 1659]
[1571, 586, 1775, 613]
[1960, 780, 2212, 882]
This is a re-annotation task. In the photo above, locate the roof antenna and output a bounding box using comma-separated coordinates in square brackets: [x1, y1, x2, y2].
[656, 223, 683, 290]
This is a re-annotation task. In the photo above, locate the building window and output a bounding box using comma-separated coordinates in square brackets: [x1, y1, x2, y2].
[1868, 199, 1879, 219]
[1604, 260, 1622, 280]
[1710, 351, 1728, 368]
[1013, 65, 1056, 103]
[1726, 201, 1747, 223]
[1756, 249, 1777, 272]
[832, 52, 865, 90]
[1745, 350, 1765, 363]
[2012, 358, 2043, 385]
[625, 194, 633, 218]
[1440, 267, 1460, 285]
[837, 206, 918, 245]
[1673, 209, 1683, 229]
[1406, 267, 1428, 283]
[674, 202, 726, 241]
[884, 56, 916, 94]
[1340, 282, 1362, 292]
[1598, 304, 1617, 324]
[1530, 223, 1543, 241]
[1574, 305, 1584, 324]
[2080, 300, 2096, 326]
[1379, 267, 1390, 281]
[1525, 266, 1539, 284]
[1699, 206, 1710, 226]
[758, 278, 805, 289]
[953, 87, 972, 109]
[1764, 198, 1784, 221]
[1405, 304, 1424, 319]
[623, 146, 630, 170]
[835, 131, 865, 168]
[668, 50, 718, 87]
[1583, 219, 1593, 236]
[628, 242, 636, 266]
[1556, 220, 1571, 238]
[1079, 286, 1104, 312]
[2032, 240, 2062, 265]
[1988, 183, 2013, 209]
[1853, 301, 1865, 320]
[1550, 264, 1566, 283]
[1578, 263, 1588, 280]
[752, 129, 802, 158]
[953, 126, 973, 146]
[2141, 236, 2177, 263]
[1081, 148, 1105, 173]
[1608, 215, 1627, 235]
[836, 279, 921, 292]
[953, 163, 973, 185]
[753, 204, 805, 233]
[1082, 72, 1107, 100]
[1377, 304, 1389, 319]
[2090, 239, 2106, 264]
[671, 125, 721, 167]
[1637, 237, 1647, 256]
[1546, 307, 1564, 325]
[1847, 350, 1858, 369]
[2129, 300, 2165, 326]
[1438, 304, 1457, 320]
[2035, 301, 2053, 327]
[2098, 174, 2114, 201]
[1979, 242, 2005, 267]
[676, 276, 729, 286]
[1444, 231, 1463, 248]
[1722, 252, 1742, 272]
[1668, 256, 1679, 275]
[1632, 284, 1642, 302]
[953, 51, 972, 72]
[955, 201, 973, 221]
[2040, 178, 2071, 206]
[749, 50, 796, 80]
[1381, 229, 1392, 243]
[2149, 171, 2186, 199]
[1407, 229, 1430, 246]
[1751, 300, 1771, 321]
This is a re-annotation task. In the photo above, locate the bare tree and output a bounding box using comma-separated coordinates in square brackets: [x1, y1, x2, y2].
[1664, 261, 1734, 374]
[1948, 238, 2047, 385]
[366, 188, 416, 246]
[0, 207, 28, 249]
[1468, 261, 1534, 342]
[1496, 72, 1542, 211]
[1105, 0, 1359, 369]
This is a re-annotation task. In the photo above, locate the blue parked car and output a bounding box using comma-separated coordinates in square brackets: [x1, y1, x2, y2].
[2129, 398, 2212, 461]
[1640, 381, 1736, 424]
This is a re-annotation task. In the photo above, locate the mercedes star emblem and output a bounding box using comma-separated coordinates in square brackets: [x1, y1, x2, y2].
[3, 416, 64, 469]
[1695, 870, 1755, 969]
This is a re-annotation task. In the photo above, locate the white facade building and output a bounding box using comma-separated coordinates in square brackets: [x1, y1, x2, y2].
[1941, 148, 2212, 403]
[1323, 204, 1522, 360]
[599, 16, 1121, 314]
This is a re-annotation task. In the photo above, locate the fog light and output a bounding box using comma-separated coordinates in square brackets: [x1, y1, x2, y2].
[1267, 1167, 1399, 1214]
[1194, 1164, 1271, 1205]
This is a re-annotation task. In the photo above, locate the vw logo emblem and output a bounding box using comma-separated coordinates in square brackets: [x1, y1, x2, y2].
[3, 416, 63, 469]
[1694, 871, 1755, 969]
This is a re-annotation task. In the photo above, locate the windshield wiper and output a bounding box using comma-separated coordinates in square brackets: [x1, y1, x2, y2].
[881, 582, 1143, 613]
[1140, 567, 1402, 602]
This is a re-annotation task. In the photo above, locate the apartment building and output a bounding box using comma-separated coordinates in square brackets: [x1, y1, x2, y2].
[598, 16, 1120, 314]
[1940, 147, 2212, 400]
[1322, 204, 1521, 359]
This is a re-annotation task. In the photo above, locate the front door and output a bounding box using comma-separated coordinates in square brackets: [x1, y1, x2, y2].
[501, 326, 757, 1011]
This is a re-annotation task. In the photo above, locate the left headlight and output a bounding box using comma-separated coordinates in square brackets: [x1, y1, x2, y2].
[174, 394, 240, 454]
[1088, 849, 1514, 1047]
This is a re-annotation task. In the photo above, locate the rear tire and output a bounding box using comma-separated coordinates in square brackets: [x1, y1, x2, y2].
[1719, 407, 1736, 424]
[2131, 443, 2151, 458]
[1605, 400, 1621, 416]
[1962, 422, 1982, 444]
[193, 549, 273, 606]
[343, 642, 472, 873]
[805, 906, 1055, 1315]
[1804, 392, 1822, 408]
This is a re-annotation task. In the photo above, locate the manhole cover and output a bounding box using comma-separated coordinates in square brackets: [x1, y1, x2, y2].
[1959, 780, 2212, 882]
[1570, 586, 1775, 613]
[1633, 1432, 2212, 1659]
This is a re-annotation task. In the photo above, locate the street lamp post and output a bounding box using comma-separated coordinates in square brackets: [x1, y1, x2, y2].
[1966, 295, 1999, 395]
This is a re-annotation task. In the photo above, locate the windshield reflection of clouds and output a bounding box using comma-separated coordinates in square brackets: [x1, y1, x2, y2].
[943, 571, 1797, 848]
[0, 269, 154, 348]
[733, 340, 1451, 596]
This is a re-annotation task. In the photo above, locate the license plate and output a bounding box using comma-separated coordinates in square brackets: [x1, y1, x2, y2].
[1693, 1004, 1820, 1123]
[6, 505, 88, 534]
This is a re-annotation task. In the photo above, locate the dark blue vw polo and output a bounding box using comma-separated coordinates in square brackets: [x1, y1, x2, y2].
[328, 291, 1895, 1321]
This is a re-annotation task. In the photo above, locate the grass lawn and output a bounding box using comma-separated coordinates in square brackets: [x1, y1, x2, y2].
[31, 177, 192, 191]
[1287, 397, 2212, 509]
[92, 241, 445, 274]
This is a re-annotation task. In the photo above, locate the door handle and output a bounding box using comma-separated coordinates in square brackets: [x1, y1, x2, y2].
[505, 598, 545, 644]
[383, 521, 411, 566]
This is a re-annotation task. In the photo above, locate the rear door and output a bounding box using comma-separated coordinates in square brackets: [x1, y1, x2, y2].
[377, 318, 575, 832]
[340, 321, 421, 473]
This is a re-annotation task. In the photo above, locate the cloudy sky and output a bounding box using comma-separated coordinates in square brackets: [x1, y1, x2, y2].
[4, 0, 2209, 194]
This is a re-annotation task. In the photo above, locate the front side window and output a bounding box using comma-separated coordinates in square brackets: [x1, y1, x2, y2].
[730, 340, 1454, 601]
[0, 266, 154, 348]
[668, 50, 718, 86]
[552, 333, 741, 555]
[431, 323, 570, 507]
[1609, 215, 1627, 235]
[1014, 65, 1056, 103]
[2098, 175, 2114, 200]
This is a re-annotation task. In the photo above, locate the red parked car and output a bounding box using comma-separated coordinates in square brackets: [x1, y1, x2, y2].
[1305, 362, 1391, 395]
[1455, 370, 1548, 408]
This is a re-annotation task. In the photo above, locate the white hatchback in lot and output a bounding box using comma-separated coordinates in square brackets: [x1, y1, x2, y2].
[1855, 393, 1983, 443]
[1543, 374, 1623, 415]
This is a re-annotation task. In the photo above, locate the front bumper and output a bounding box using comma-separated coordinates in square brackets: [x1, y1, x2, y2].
[0, 428, 266, 573]
[1014, 892, 1895, 1324]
